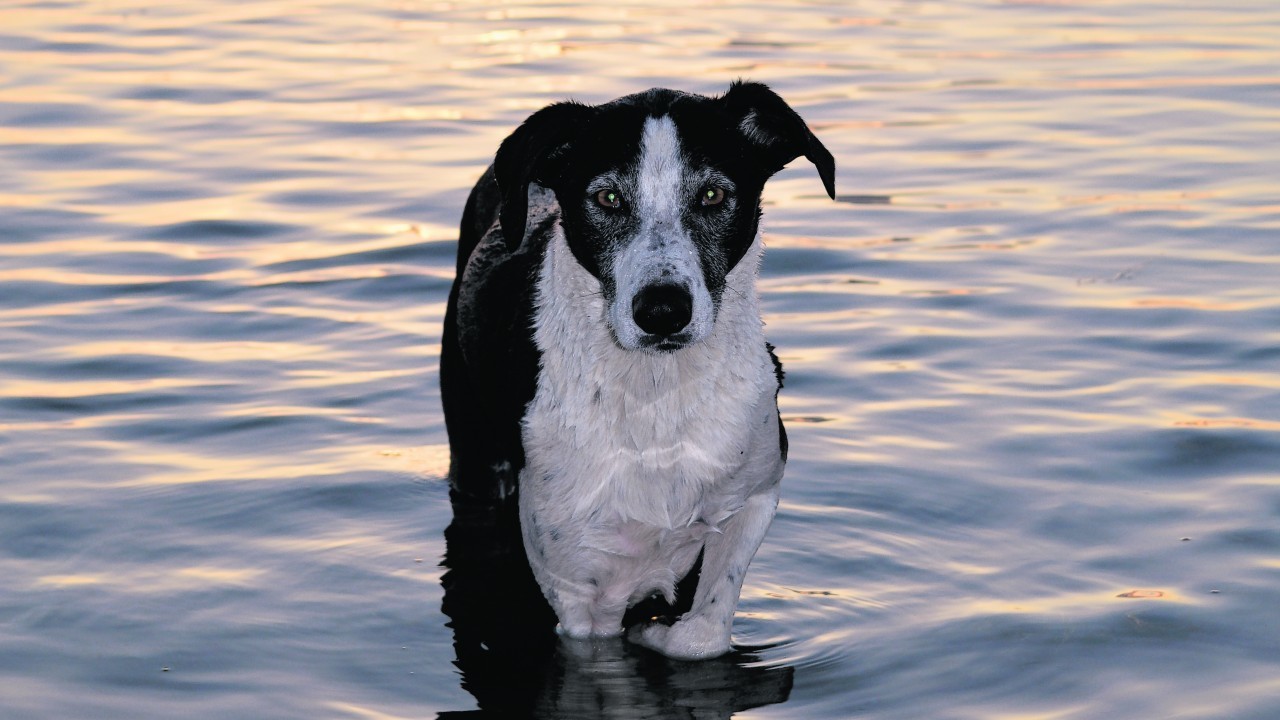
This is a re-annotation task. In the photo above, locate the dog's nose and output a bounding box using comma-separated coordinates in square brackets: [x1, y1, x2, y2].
[632, 283, 693, 336]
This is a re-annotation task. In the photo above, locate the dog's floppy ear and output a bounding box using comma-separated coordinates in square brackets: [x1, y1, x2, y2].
[720, 81, 836, 199]
[493, 101, 591, 251]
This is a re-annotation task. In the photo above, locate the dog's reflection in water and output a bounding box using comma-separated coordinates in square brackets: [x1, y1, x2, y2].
[439, 493, 794, 719]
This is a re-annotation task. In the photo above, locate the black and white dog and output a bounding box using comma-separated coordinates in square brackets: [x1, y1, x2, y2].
[441, 82, 834, 659]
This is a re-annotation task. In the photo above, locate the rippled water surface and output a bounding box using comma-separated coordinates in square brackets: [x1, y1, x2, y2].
[3, 1, 1279, 717]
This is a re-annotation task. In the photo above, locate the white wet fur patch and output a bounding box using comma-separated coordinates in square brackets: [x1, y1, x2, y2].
[607, 115, 715, 350]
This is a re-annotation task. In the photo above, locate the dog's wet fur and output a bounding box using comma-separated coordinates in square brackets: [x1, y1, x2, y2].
[441, 81, 834, 659]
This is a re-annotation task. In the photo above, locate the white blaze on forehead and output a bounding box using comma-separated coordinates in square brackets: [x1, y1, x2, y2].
[635, 115, 685, 221]
[604, 114, 716, 351]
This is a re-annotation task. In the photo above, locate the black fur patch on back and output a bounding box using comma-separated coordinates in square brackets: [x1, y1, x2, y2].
[766, 342, 785, 389]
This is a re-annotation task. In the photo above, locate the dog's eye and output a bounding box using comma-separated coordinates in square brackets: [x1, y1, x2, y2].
[700, 187, 726, 207]
[595, 189, 623, 209]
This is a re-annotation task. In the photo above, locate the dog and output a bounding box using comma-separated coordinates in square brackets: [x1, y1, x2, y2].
[441, 81, 835, 659]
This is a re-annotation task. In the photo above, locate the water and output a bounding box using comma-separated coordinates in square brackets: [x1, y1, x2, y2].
[2, 1, 1278, 717]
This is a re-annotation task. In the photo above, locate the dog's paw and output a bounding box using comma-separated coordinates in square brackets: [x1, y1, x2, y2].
[629, 615, 731, 660]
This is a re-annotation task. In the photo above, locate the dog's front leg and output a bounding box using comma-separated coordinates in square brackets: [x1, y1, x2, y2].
[633, 486, 780, 660]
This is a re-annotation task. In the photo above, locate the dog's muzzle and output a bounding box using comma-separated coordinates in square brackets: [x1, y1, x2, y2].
[631, 283, 693, 347]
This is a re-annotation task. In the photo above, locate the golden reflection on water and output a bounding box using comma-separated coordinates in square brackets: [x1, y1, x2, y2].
[1173, 417, 1280, 431]
[62, 340, 333, 362]
[92, 444, 447, 488]
[37, 565, 264, 590]
[0, 376, 209, 399]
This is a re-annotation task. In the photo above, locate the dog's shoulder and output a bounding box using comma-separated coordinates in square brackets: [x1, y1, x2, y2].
[455, 166, 500, 275]
[451, 172, 560, 435]
[455, 170, 558, 341]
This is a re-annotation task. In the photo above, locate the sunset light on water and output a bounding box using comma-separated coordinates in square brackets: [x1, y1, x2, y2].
[2, 1, 1278, 717]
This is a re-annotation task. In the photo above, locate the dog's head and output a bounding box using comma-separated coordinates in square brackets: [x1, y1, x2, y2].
[494, 81, 835, 352]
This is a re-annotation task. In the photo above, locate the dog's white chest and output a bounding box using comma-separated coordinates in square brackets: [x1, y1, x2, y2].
[518, 230, 779, 624]
[521, 230, 774, 527]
